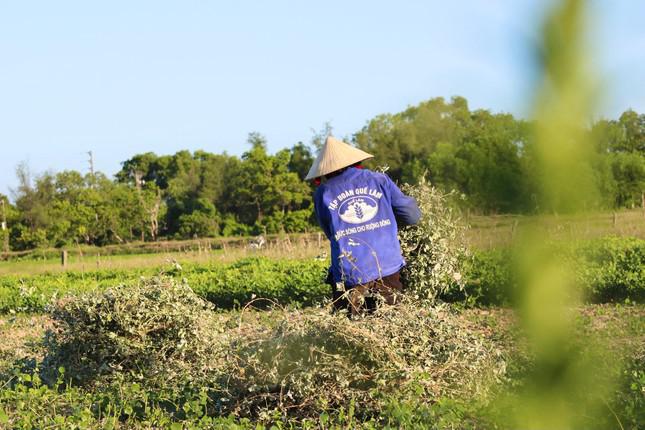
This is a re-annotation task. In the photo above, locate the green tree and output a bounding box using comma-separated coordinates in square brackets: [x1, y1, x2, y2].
[610, 152, 645, 207]
[356, 97, 531, 213]
[11, 163, 56, 249]
[116, 152, 173, 189]
[615, 110, 645, 153]
[287, 142, 314, 181]
[176, 198, 220, 238]
[224, 133, 311, 232]
[0, 193, 17, 252]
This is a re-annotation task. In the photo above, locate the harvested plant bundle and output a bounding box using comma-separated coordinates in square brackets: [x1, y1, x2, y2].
[41, 279, 505, 422]
[44, 277, 225, 385]
[399, 178, 468, 302]
[222, 301, 506, 418]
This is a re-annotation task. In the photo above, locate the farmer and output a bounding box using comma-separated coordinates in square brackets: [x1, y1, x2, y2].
[306, 136, 421, 315]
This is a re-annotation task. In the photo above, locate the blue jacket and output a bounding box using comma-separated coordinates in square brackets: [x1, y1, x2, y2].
[314, 167, 421, 286]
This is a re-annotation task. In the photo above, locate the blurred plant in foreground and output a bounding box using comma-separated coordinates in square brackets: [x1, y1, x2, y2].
[513, 0, 619, 428]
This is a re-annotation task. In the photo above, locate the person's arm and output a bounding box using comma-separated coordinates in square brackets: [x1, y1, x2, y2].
[386, 176, 421, 226]
[314, 187, 333, 240]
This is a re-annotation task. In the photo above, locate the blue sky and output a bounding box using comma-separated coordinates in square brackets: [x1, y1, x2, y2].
[1, 1, 643, 197]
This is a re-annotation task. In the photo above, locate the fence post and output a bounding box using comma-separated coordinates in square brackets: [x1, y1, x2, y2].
[511, 219, 519, 241]
[61, 250, 68, 268]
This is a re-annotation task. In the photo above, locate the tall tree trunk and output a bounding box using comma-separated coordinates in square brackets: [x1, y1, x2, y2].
[147, 188, 161, 241]
[256, 200, 263, 222]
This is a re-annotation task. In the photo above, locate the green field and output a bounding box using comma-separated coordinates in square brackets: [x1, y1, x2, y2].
[1, 203, 644, 429]
[1, 236, 644, 314]
[3, 209, 644, 276]
[0, 233, 327, 276]
[0, 300, 642, 429]
[464, 208, 645, 249]
[2, 0, 643, 426]
[0, 232, 643, 428]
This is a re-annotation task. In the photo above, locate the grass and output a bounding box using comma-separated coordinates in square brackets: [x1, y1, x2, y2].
[464, 208, 645, 249]
[0, 240, 326, 276]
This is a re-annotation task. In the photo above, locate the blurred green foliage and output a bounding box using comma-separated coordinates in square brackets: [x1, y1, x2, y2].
[510, 0, 624, 428]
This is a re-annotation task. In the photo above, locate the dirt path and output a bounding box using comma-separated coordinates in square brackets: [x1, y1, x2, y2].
[0, 314, 51, 372]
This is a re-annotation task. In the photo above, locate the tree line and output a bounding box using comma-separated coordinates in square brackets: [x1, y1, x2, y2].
[1, 97, 643, 251]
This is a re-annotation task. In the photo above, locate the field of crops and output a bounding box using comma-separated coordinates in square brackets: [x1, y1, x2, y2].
[2, 0, 644, 426]
[0, 235, 643, 428]
[3, 209, 645, 275]
[1, 236, 644, 314]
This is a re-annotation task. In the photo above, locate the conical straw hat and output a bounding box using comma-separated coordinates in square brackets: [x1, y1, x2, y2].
[305, 136, 374, 180]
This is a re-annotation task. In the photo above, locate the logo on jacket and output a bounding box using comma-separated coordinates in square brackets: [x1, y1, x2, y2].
[338, 196, 379, 224]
